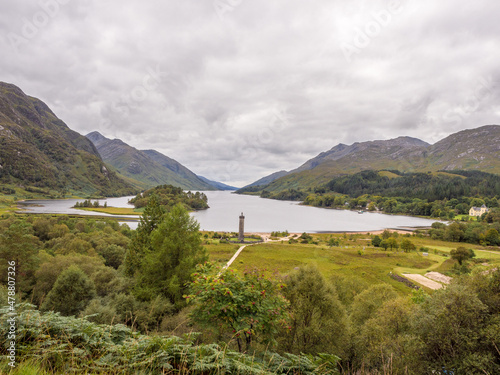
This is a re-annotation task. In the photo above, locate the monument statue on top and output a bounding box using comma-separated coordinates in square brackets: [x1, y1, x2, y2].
[238, 212, 245, 242]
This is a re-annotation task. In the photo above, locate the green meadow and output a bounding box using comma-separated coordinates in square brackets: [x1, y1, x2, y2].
[205, 233, 500, 294]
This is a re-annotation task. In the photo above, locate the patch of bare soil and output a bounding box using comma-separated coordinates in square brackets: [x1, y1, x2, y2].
[404, 274, 444, 290]
[425, 271, 452, 284]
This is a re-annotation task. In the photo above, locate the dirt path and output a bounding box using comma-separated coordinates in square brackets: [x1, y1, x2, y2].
[222, 233, 298, 271]
[223, 245, 247, 270]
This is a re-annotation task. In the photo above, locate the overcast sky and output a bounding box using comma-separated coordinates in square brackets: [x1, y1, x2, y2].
[1, 0, 499, 187]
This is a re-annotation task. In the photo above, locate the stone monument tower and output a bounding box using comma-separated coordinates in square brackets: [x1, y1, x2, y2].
[238, 212, 245, 242]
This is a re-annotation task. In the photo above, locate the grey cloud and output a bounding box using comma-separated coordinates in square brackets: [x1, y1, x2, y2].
[1, 0, 499, 186]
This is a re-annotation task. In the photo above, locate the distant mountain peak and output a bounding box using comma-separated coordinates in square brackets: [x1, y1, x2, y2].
[86, 131, 108, 147]
[243, 125, 500, 192]
[86, 133, 221, 190]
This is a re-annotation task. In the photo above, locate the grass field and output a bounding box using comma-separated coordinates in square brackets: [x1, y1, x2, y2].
[204, 233, 500, 295]
[0, 197, 14, 215]
[204, 240, 240, 265]
[74, 207, 143, 215]
[454, 214, 477, 221]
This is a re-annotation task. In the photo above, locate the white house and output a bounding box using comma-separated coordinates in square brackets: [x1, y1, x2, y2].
[469, 204, 489, 217]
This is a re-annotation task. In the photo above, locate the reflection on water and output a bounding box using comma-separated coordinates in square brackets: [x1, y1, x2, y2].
[18, 196, 137, 218]
[18, 191, 439, 233]
[191, 191, 439, 233]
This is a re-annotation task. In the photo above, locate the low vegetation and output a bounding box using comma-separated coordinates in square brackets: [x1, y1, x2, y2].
[1, 195, 500, 374]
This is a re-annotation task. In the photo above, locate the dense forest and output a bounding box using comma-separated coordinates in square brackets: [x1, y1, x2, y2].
[129, 184, 209, 210]
[1, 194, 500, 373]
[323, 170, 500, 200]
[246, 170, 500, 220]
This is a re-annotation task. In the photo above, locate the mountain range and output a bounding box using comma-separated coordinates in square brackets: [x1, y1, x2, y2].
[243, 125, 500, 192]
[0, 82, 233, 197]
[0, 82, 135, 196]
[85, 132, 236, 191]
[2, 81, 499, 198]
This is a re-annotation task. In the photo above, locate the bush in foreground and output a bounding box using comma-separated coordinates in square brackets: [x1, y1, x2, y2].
[0, 304, 340, 375]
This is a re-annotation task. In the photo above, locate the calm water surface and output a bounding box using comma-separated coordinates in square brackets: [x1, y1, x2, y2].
[18, 196, 137, 218]
[192, 191, 439, 232]
[18, 191, 439, 232]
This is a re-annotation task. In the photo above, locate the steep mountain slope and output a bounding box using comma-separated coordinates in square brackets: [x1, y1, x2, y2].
[292, 136, 430, 173]
[242, 125, 500, 192]
[257, 136, 431, 191]
[86, 132, 214, 190]
[0, 82, 136, 196]
[424, 125, 500, 173]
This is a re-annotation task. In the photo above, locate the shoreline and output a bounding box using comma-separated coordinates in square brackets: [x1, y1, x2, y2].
[245, 227, 428, 239]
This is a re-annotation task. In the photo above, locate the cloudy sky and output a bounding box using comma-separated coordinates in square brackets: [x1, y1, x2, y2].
[1, 0, 499, 187]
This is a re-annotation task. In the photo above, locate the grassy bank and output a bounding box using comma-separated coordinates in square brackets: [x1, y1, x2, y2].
[73, 206, 143, 215]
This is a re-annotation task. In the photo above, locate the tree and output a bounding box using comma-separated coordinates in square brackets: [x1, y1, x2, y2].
[187, 262, 289, 352]
[97, 244, 126, 269]
[33, 254, 105, 306]
[444, 222, 465, 242]
[400, 238, 416, 252]
[485, 228, 500, 246]
[328, 237, 340, 247]
[386, 237, 399, 251]
[411, 282, 493, 373]
[353, 298, 414, 372]
[450, 246, 475, 265]
[379, 239, 390, 251]
[134, 203, 207, 307]
[470, 198, 485, 208]
[0, 219, 40, 296]
[41, 265, 96, 316]
[350, 284, 398, 327]
[371, 235, 382, 247]
[381, 229, 392, 239]
[124, 194, 165, 277]
[278, 265, 348, 356]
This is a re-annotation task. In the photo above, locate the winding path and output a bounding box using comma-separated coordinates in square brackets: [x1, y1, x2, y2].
[223, 244, 247, 270]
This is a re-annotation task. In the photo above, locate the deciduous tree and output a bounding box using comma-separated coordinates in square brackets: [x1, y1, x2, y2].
[0, 219, 40, 295]
[187, 262, 289, 352]
[450, 246, 475, 265]
[278, 265, 348, 356]
[41, 265, 96, 316]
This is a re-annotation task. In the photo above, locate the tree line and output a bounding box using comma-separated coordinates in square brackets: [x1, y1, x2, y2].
[324, 170, 500, 200]
[245, 170, 500, 221]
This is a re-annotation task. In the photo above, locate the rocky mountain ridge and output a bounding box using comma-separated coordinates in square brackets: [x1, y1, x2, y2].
[86, 132, 215, 191]
[243, 125, 500, 192]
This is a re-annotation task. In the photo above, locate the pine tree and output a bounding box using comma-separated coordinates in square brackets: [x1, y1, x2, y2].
[124, 194, 165, 277]
[133, 203, 207, 307]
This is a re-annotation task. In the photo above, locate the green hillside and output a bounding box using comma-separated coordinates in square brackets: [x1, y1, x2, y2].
[0, 82, 137, 197]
